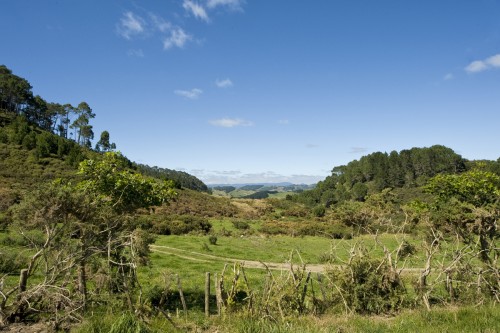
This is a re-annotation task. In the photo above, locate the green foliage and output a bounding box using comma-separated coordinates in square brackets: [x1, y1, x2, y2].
[95, 130, 116, 152]
[425, 169, 500, 262]
[231, 219, 250, 230]
[425, 169, 500, 206]
[327, 247, 409, 314]
[0, 65, 34, 114]
[296, 145, 467, 207]
[109, 313, 151, 333]
[208, 234, 218, 245]
[78, 152, 177, 213]
[0, 248, 28, 274]
[259, 220, 352, 238]
[312, 204, 326, 217]
[151, 214, 212, 235]
[1, 151, 178, 325]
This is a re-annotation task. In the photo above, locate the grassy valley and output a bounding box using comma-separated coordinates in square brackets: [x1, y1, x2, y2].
[0, 66, 499, 332]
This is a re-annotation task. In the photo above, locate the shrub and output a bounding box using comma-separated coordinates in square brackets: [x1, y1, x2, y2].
[0, 249, 28, 274]
[396, 240, 416, 258]
[151, 214, 212, 235]
[327, 247, 409, 314]
[0, 213, 10, 231]
[208, 235, 217, 245]
[0, 128, 7, 143]
[232, 219, 250, 230]
[312, 204, 326, 217]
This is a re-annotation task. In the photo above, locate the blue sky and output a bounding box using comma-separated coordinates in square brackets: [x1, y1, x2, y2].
[1, 1, 500, 184]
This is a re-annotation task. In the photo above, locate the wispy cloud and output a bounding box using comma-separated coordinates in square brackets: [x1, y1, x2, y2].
[183, 0, 210, 22]
[215, 78, 233, 88]
[443, 73, 453, 81]
[209, 118, 253, 128]
[150, 14, 171, 32]
[174, 88, 203, 99]
[278, 119, 289, 125]
[465, 54, 500, 73]
[306, 144, 319, 148]
[116, 11, 193, 50]
[206, 0, 244, 11]
[127, 49, 144, 57]
[349, 147, 368, 153]
[163, 28, 192, 49]
[117, 12, 146, 39]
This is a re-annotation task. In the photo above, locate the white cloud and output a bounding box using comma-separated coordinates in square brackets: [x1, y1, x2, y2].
[117, 12, 146, 39]
[206, 0, 244, 10]
[486, 54, 500, 67]
[174, 88, 203, 99]
[150, 14, 171, 32]
[183, 0, 210, 22]
[209, 118, 253, 127]
[127, 49, 144, 57]
[215, 78, 233, 88]
[278, 119, 289, 125]
[443, 73, 453, 81]
[465, 60, 488, 73]
[306, 144, 319, 148]
[465, 53, 500, 73]
[163, 28, 192, 49]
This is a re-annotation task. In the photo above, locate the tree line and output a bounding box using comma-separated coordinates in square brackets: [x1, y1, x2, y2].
[295, 145, 500, 206]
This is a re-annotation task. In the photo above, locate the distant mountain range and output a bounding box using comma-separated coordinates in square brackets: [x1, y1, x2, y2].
[208, 182, 311, 188]
[209, 182, 316, 199]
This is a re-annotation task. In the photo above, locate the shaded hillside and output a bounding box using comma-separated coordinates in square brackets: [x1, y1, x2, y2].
[136, 164, 208, 192]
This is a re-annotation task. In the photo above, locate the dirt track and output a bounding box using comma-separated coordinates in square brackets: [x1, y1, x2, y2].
[150, 245, 423, 274]
[152, 245, 336, 273]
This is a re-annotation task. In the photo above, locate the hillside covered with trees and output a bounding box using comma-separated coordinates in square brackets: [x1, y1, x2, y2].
[0, 65, 208, 193]
[295, 145, 500, 207]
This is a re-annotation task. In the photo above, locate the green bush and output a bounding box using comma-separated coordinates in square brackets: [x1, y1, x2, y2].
[22, 131, 36, 150]
[208, 234, 217, 245]
[327, 247, 409, 314]
[0, 249, 28, 274]
[152, 214, 212, 235]
[232, 219, 250, 230]
[0, 128, 7, 143]
[312, 204, 326, 217]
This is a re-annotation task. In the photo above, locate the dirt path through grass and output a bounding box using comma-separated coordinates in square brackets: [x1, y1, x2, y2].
[151, 245, 326, 272]
[151, 245, 424, 275]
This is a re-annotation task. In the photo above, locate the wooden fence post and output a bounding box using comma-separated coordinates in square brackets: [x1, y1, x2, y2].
[214, 272, 222, 316]
[205, 272, 210, 317]
[176, 274, 187, 316]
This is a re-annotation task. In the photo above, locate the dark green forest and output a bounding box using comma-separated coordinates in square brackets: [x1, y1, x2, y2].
[295, 145, 500, 207]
